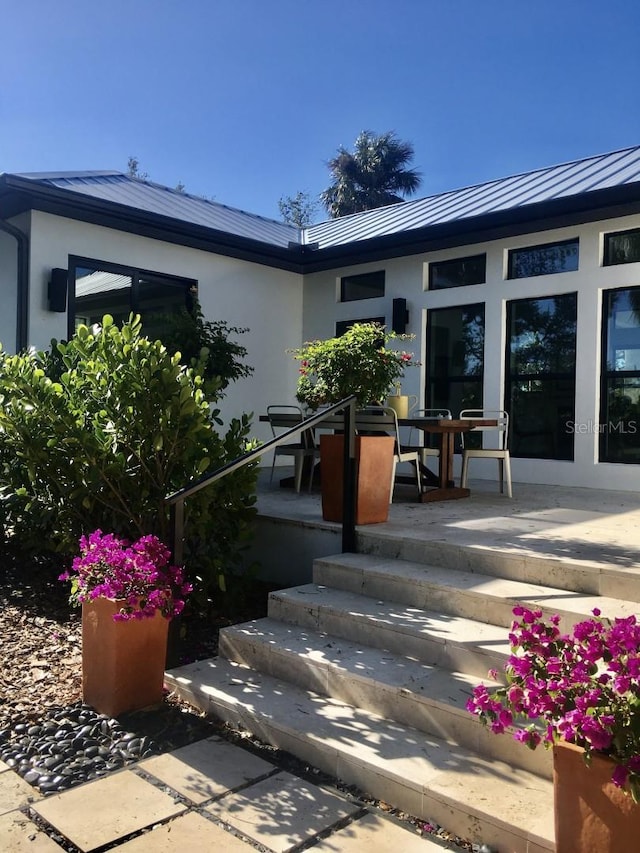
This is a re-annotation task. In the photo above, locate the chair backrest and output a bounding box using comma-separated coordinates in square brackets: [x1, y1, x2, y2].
[412, 408, 452, 420]
[355, 406, 400, 452]
[267, 405, 305, 437]
[459, 409, 509, 450]
[407, 408, 452, 447]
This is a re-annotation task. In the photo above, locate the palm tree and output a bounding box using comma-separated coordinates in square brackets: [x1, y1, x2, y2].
[320, 130, 422, 218]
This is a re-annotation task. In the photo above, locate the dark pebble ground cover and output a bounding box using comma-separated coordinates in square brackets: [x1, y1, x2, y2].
[0, 555, 477, 852]
[0, 554, 268, 796]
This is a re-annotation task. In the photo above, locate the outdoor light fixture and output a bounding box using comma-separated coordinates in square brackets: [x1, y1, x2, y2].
[48, 268, 68, 312]
[392, 297, 409, 334]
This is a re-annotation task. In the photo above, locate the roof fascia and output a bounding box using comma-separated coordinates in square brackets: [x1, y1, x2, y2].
[0, 175, 306, 274]
[299, 184, 640, 273]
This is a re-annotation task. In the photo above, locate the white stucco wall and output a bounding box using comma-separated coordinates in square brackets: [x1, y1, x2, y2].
[302, 214, 640, 492]
[27, 211, 304, 445]
[0, 212, 30, 353]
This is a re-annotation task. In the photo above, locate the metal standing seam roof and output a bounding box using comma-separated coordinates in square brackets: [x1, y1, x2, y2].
[303, 144, 640, 249]
[12, 170, 301, 249]
[7, 144, 640, 254]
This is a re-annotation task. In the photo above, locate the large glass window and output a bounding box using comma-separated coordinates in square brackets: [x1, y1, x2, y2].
[506, 294, 577, 460]
[340, 270, 385, 302]
[69, 258, 195, 339]
[426, 304, 485, 417]
[508, 239, 579, 279]
[603, 229, 640, 266]
[600, 287, 640, 463]
[428, 254, 486, 290]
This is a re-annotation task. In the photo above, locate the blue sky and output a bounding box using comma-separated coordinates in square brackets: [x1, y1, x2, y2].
[2, 0, 640, 222]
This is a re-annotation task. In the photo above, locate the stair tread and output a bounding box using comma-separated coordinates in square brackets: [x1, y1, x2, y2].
[270, 583, 513, 655]
[316, 552, 639, 622]
[165, 655, 553, 845]
[222, 617, 479, 713]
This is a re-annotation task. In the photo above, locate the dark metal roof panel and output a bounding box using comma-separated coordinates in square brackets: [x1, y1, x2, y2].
[304, 145, 640, 249]
[14, 171, 300, 249]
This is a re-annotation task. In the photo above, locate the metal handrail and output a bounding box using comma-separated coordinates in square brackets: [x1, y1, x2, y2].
[165, 396, 359, 565]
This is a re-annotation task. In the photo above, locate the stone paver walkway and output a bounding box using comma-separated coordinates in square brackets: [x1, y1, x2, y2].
[1, 737, 455, 852]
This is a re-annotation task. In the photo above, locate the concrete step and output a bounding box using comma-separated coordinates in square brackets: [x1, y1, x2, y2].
[164, 656, 554, 853]
[219, 617, 552, 779]
[267, 583, 512, 678]
[312, 552, 639, 630]
[356, 527, 640, 603]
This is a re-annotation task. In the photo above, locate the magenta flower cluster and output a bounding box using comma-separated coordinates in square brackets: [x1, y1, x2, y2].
[467, 605, 640, 801]
[59, 530, 192, 622]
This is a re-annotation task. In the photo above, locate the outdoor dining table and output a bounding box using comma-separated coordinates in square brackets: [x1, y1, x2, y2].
[398, 417, 498, 502]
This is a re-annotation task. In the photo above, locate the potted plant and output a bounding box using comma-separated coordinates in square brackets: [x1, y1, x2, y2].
[467, 605, 640, 852]
[60, 530, 192, 718]
[290, 322, 417, 522]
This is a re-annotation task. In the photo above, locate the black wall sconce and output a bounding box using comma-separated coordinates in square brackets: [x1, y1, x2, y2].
[392, 297, 409, 334]
[48, 268, 68, 312]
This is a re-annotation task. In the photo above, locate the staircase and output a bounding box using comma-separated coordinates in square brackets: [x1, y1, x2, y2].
[166, 521, 640, 853]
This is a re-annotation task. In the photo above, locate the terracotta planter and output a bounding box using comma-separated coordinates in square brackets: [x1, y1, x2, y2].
[82, 598, 169, 718]
[320, 434, 394, 524]
[554, 741, 640, 853]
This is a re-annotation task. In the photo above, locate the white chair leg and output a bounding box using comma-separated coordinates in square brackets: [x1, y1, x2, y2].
[390, 458, 397, 503]
[504, 453, 513, 498]
[414, 459, 422, 495]
[460, 453, 469, 488]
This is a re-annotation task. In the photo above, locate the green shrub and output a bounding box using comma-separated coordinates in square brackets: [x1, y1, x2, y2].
[0, 314, 257, 598]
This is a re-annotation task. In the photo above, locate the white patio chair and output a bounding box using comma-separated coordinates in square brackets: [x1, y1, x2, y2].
[267, 405, 319, 493]
[459, 409, 513, 498]
[402, 408, 452, 467]
[356, 406, 422, 500]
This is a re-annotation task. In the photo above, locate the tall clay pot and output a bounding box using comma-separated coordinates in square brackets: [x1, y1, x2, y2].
[82, 597, 169, 718]
[554, 741, 640, 853]
[320, 434, 394, 524]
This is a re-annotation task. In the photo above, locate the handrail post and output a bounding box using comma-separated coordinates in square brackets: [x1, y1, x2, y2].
[342, 398, 357, 552]
[169, 499, 185, 567]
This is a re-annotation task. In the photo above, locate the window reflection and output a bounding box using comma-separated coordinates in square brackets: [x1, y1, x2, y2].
[426, 304, 485, 416]
[600, 287, 640, 463]
[506, 294, 577, 460]
[72, 261, 195, 338]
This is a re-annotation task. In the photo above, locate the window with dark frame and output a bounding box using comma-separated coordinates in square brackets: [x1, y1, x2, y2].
[599, 287, 640, 464]
[335, 317, 385, 336]
[340, 270, 385, 302]
[505, 293, 577, 460]
[69, 257, 196, 340]
[507, 239, 579, 279]
[428, 254, 486, 290]
[425, 304, 485, 450]
[603, 229, 640, 266]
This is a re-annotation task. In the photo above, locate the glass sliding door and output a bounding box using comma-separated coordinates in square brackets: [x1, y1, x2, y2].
[506, 293, 577, 460]
[600, 287, 640, 463]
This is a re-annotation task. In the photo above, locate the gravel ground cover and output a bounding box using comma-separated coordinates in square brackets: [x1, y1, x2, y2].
[0, 555, 477, 851]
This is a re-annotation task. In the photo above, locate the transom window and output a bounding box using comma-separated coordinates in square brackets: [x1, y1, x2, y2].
[69, 257, 196, 340]
[603, 229, 640, 266]
[428, 254, 486, 290]
[507, 239, 579, 279]
[506, 293, 577, 460]
[600, 287, 640, 464]
[340, 270, 385, 302]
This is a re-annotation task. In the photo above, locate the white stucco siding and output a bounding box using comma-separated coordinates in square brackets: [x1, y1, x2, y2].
[302, 214, 640, 491]
[0, 228, 19, 353]
[27, 211, 304, 444]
